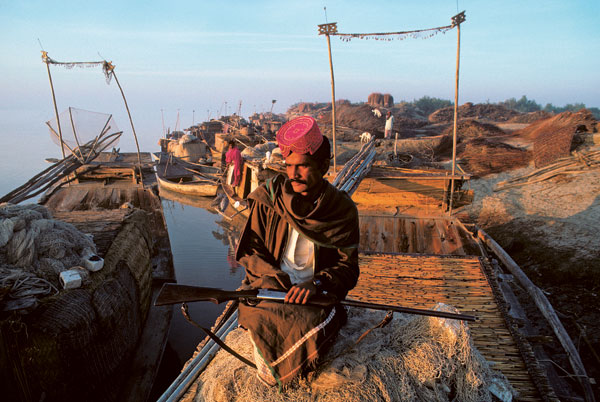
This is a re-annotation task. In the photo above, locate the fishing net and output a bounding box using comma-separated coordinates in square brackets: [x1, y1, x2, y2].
[46, 107, 121, 160]
[1, 205, 154, 401]
[193, 305, 515, 402]
[0, 203, 96, 302]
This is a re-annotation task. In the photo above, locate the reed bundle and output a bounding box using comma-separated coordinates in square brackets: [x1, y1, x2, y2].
[332, 137, 377, 195]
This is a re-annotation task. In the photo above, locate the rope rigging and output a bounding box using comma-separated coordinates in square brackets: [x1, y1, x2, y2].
[319, 11, 465, 42]
[41, 51, 114, 84]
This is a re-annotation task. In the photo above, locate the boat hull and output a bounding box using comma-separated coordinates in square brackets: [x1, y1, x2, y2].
[157, 174, 218, 197]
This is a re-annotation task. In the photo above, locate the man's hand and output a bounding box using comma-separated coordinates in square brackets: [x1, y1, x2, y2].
[284, 280, 317, 304]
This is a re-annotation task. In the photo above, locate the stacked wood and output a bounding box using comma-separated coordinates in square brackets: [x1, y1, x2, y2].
[495, 148, 600, 191]
[332, 137, 376, 195]
[0, 134, 124, 205]
[0, 155, 84, 205]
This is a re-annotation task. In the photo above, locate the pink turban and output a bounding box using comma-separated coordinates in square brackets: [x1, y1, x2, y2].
[276, 116, 323, 158]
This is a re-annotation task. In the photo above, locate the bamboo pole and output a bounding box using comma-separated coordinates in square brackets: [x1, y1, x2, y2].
[106, 62, 144, 185]
[319, 23, 339, 173]
[46, 122, 84, 164]
[68, 107, 85, 161]
[85, 115, 112, 163]
[42, 51, 66, 161]
[326, 33, 337, 173]
[448, 16, 462, 215]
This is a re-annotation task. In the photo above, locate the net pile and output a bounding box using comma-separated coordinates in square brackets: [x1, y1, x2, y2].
[0, 203, 97, 308]
[194, 306, 514, 402]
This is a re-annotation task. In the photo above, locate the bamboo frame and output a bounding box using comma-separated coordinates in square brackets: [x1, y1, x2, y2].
[105, 62, 144, 185]
[42, 51, 66, 160]
[319, 23, 339, 173]
[68, 107, 85, 161]
[318, 13, 466, 213]
[41, 53, 145, 186]
[448, 12, 465, 215]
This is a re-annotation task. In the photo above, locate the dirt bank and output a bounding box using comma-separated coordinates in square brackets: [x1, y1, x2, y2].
[459, 148, 600, 396]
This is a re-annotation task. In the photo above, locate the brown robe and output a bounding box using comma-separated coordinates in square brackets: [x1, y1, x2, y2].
[236, 174, 359, 386]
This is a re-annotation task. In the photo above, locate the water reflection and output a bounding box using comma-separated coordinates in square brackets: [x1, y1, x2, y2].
[159, 188, 246, 365]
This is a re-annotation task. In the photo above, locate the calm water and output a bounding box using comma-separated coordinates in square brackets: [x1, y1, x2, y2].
[160, 196, 246, 360]
[151, 194, 247, 398]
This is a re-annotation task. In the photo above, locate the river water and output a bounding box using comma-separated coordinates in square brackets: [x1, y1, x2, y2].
[152, 194, 247, 397]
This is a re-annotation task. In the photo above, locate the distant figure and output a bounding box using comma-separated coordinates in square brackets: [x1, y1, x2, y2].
[225, 140, 243, 187]
[384, 111, 394, 139]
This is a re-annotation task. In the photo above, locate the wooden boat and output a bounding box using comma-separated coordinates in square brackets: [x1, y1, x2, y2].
[154, 152, 221, 197]
[156, 173, 219, 197]
[157, 141, 592, 401]
[1, 152, 175, 402]
[219, 156, 282, 218]
[153, 151, 220, 178]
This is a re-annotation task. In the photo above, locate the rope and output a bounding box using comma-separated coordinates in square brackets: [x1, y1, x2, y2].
[0, 268, 59, 301]
[42, 53, 113, 84]
[330, 11, 465, 42]
[333, 24, 454, 42]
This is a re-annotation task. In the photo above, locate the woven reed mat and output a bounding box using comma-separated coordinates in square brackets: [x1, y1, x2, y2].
[350, 253, 542, 401]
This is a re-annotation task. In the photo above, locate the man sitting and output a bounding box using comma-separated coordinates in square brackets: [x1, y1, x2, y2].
[236, 115, 360, 387]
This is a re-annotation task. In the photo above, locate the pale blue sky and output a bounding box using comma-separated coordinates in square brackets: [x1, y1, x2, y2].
[1, 0, 599, 154]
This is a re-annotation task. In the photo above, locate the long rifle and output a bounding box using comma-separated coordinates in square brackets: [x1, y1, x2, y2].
[155, 284, 477, 322]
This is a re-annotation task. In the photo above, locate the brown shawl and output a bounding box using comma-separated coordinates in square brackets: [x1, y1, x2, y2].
[236, 174, 359, 386]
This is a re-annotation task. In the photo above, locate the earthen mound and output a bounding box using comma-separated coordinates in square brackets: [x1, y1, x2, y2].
[442, 119, 506, 140]
[508, 110, 553, 124]
[367, 92, 394, 107]
[319, 104, 428, 138]
[429, 102, 521, 123]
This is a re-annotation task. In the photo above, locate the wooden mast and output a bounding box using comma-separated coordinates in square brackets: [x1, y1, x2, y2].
[42, 51, 66, 160]
[105, 61, 144, 185]
[448, 11, 465, 215]
[319, 22, 339, 173]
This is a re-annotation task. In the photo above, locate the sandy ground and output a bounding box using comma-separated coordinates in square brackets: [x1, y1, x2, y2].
[458, 146, 600, 398]
[465, 162, 600, 265]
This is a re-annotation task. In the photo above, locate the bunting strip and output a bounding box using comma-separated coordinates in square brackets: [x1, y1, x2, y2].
[42, 53, 113, 84]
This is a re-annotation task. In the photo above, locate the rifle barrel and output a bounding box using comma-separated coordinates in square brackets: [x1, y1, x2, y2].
[340, 299, 477, 322]
[154, 284, 477, 322]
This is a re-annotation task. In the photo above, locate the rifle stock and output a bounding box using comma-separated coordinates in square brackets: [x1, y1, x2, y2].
[155, 283, 477, 322]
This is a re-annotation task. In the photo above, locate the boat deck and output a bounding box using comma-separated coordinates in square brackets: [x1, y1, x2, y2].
[358, 214, 481, 255]
[352, 166, 473, 216]
[351, 253, 541, 401]
[35, 155, 174, 402]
